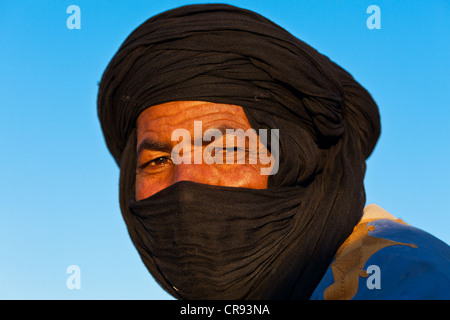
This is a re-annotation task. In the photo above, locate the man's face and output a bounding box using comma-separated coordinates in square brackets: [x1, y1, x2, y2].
[135, 101, 271, 200]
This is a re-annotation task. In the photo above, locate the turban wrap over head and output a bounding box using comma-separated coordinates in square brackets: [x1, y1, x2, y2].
[97, 3, 381, 299]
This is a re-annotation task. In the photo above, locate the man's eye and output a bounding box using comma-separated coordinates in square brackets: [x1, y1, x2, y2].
[220, 147, 249, 163]
[141, 156, 173, 169]
[225, 146, 248, 154]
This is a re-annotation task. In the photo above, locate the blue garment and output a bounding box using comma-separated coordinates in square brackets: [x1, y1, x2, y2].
[311, 205, 450, 300]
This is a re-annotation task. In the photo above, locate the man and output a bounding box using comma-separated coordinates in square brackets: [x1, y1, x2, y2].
[97, 4, 450, 299]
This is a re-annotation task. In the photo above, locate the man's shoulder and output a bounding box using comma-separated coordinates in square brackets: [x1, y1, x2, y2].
[310, 204, 450, 300]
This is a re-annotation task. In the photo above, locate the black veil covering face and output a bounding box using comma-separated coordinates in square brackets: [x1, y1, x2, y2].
[97, 4, 380, 299]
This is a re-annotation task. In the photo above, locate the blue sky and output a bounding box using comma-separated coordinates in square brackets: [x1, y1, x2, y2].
[0, 0, 449, 299]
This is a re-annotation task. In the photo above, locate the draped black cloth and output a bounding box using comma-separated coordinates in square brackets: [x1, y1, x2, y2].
[97, 4, 381, 299]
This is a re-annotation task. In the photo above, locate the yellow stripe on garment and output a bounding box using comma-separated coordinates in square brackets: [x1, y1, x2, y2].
[323, 204, 417, 300]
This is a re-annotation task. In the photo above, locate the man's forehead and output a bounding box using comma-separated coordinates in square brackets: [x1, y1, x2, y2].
[136, 101, 250, 135]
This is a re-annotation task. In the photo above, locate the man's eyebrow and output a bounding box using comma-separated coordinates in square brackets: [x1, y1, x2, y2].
[137, 138, 173, 156]
[200, 124, 241, 144]
[137, 125, 244, 154]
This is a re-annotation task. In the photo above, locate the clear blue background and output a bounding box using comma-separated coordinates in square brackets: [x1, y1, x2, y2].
[1, 0, 449, 299]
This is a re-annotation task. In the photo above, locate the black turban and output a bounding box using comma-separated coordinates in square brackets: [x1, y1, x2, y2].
[97, 4, 380, 299]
